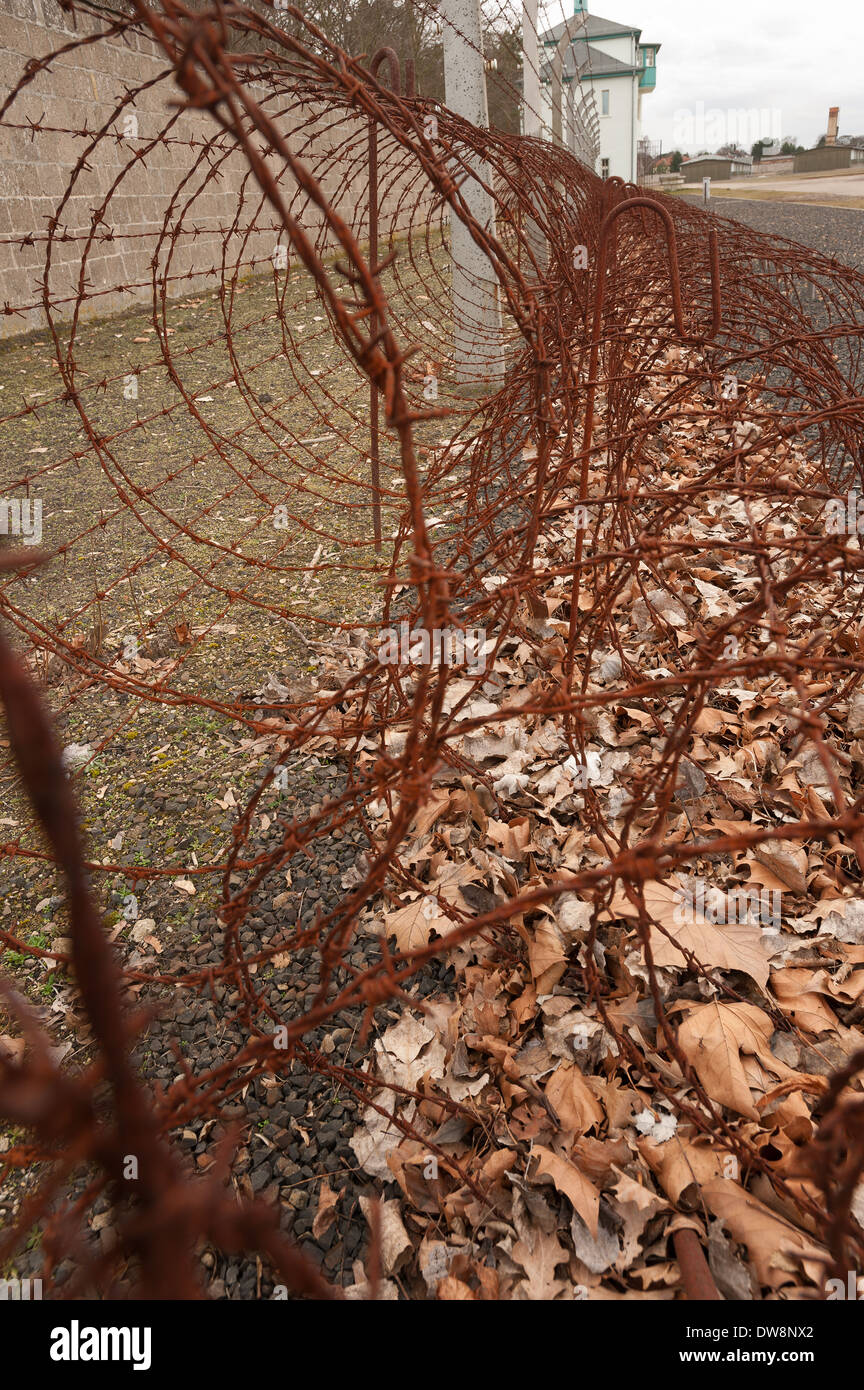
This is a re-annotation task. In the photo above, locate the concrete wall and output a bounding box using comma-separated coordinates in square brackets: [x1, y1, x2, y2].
[794, 145, 856, 173]
[542, 71, 637, 180]
[682, 158, 732, 183]
[755, 154, 795, 176]
[0, 0, 418, 337]
[588, 33, 635, 65]
[592, 71, 637, 181]
[581, 30, 639, 181]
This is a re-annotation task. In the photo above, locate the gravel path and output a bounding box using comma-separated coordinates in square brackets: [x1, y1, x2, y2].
[682, 196, 864, 271]
[6, 745, 455, 1297]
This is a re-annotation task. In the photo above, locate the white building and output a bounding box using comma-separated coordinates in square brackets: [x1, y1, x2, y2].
[538, 2, 659, 181]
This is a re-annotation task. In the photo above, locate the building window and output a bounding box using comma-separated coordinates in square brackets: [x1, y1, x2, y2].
[601, 89, 610, 116]
[601, 157, 610, 179]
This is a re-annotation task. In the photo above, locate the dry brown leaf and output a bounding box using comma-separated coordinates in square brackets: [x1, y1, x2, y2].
[652, 911, 769, 989]
[409, 787, 456, 841]
[312, 1179, 340, 1240]
[609, 1170, 669, 1268]
[701, 1179, 826, 1291]
[511, 1228, 570, 1299]
[532, 1145, 600, 1236]
[608, 877, 770, 986]
[383, 894, 440, 953]
[383, 861, 480, 953]
[486, 816, 534, 860]
[359, 1196, 413, 1276]
[436, 1275, 477, 1300]
[753, 839, 808, 894]
[350, 1104, 403, 1181]
[677, 1001, 778, 1119]
[544, 1062, 605, 1135]
[528, 918, 566, 992]
[606, 878, 682, 923]
[374, 1014, 446, 1089]
[770, 969, 840, 1034]
[639, 1133, 729, 1202]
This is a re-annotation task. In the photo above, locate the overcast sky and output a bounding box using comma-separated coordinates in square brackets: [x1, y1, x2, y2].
[539, 0, 863, 152]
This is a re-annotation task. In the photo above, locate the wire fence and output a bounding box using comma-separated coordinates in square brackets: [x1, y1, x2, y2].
[2, 0, 864, 1298]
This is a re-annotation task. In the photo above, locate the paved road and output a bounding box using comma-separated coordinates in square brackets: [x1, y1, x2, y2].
[707, 173, 864, 199]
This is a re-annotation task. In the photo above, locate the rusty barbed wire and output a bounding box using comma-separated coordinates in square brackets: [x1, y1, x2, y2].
[1, 0, 864, 1300]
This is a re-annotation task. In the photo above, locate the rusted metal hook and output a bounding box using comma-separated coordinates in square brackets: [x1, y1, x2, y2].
[368, 46, 415, 98]
[566, 195, 723, 679]
[595, 195, 722, 346]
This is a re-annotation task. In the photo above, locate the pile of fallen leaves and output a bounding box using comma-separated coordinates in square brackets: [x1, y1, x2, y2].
[304, 343, 864, 1300]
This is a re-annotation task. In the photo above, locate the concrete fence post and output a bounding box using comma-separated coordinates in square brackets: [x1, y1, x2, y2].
[440, 0, 505, 384]
[521, 0, 541, 140]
